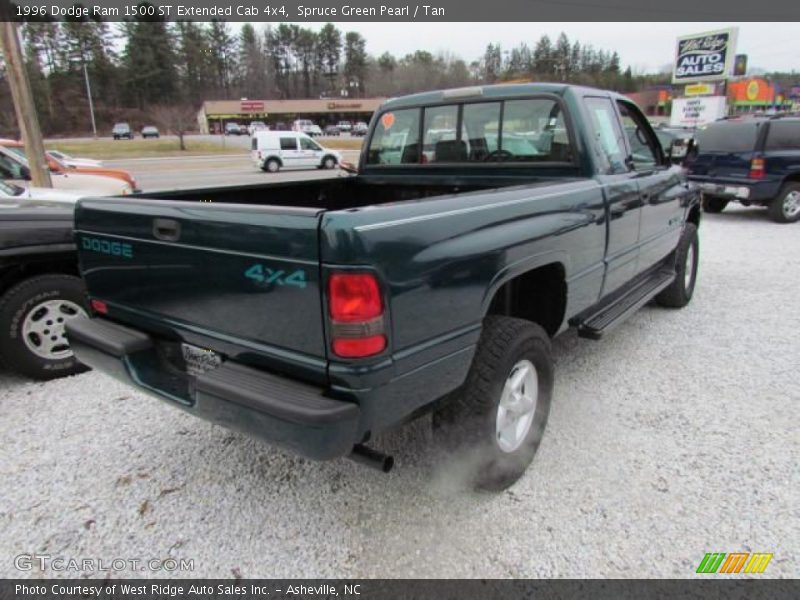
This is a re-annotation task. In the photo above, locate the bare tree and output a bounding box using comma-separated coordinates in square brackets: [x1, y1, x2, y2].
[151, 104, 196, 151]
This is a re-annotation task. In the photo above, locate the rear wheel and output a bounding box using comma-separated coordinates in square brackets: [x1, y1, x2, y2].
[656, 223, 699, 308]
[0, 275, 90, 380]
[768, 183, 800, 223]
[264, 159, 280, 173]
[702, 195, 729, 213]
[433, 316, 553, 491]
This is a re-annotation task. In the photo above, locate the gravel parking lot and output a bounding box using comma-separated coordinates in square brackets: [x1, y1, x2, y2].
[1, 203, 797, 579]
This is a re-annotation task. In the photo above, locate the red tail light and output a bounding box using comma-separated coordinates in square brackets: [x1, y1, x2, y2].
[328, 273, 386, 358]
[90, 299, 108, 314]
[748, 158, 765, 179]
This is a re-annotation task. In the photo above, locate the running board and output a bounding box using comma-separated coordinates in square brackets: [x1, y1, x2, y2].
[576, 270, 675, 340]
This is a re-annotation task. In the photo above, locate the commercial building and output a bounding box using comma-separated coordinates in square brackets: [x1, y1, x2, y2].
[196, 98, 387, 133]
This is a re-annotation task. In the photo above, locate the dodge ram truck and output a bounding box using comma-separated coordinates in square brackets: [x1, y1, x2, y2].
[66, 84, 701, 490]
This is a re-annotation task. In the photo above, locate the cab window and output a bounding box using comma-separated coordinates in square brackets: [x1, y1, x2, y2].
[584, 97, 628, 174]
[617, 100, 660, 169]
[279, 137, 297, 151]
[300, 137, 321, 151]
[365, 108, 421, 165]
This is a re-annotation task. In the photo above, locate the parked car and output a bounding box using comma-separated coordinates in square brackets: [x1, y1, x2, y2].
[239, 124, 249, 135]
[337, 120, 353, 133]
[141, 126, 160, 139]
[292, 119, 323, 136]
[351, 121, 369, 137]
[0, 141, 138, 192]
[272, 122, 289, 131]
[0, 179, 84, 206]
[67, 84, 700, 491]
[251, 131, 341, 172]
[0, 188, 89, 380]
[112, 122, 133, 140]
[324, 125, 341, 136]
[248, 121, 268, 135]
[0, 146, 133, 196]
[224, 122, 243, 136]
[47, 150, 103, 168]
[687, 116, 800, 223]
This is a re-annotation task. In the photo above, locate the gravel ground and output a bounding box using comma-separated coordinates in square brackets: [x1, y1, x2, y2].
[1, 204, 797, 579]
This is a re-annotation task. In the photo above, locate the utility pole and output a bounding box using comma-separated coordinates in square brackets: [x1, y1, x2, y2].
[0, 12, 52, 187]
[83, 62, 97, 138]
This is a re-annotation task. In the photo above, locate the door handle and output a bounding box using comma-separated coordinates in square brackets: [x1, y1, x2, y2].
[153, 218, 181, 242]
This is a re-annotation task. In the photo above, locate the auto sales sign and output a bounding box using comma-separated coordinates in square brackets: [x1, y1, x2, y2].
[672, 28, 738, 84]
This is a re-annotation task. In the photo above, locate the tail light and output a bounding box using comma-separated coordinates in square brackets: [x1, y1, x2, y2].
[748, 157, 765, 179]
[328, 273, 386, 358]
[90, 299, 108, 314]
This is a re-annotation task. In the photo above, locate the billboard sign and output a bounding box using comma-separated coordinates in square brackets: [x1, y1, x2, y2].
[670, 96, 727, 128]
[240, 100, 265, 112]
[672, 28, 738, 84]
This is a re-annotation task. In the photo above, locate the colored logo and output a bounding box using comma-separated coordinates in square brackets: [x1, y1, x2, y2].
[696, 552, 773, 574]
[81, 236, 133, 259]
[746, 80, 760, 101]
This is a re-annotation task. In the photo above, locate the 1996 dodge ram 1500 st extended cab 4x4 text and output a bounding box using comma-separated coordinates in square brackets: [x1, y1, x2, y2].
[67, 84, 700, 490]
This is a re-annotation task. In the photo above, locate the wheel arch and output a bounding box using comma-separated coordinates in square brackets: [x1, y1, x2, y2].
[483, 260, 568, 338]
[0, 254, 79, 296]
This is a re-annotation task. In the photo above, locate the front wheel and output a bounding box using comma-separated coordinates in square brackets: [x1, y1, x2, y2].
[0, 274, 90, 380]
[433, 316, 553, 491]
[322, 156, 337, 170]
[656, 222, 699, 308]
[768, 183, 800, 223]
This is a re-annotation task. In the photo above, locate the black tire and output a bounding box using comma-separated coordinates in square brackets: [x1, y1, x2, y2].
[433, 316, 553, 491]
[322, 156, 337, 170]
[767, 183, 800, 224]
[656, 223, 699, 308]
[0, 274, 90, 380]
[702, 195, 729, 213]
[264, 159, 280, 173]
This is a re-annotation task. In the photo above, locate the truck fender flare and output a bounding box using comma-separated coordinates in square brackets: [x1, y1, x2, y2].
[480, 251, 570, 315]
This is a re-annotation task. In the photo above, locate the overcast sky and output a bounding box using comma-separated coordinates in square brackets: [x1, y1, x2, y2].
[278, 22, 799, 74]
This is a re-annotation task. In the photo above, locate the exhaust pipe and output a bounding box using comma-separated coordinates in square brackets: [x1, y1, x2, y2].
[349, 444, 394, 473]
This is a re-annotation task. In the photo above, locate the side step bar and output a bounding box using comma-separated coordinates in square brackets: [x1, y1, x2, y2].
[576, 270, 675, 340]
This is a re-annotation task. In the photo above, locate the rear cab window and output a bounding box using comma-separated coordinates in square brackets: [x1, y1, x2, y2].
[280, 137, 297, 151]
[365, 96, 573, 166]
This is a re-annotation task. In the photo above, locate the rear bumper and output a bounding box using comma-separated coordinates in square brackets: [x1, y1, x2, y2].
[66, 316, 360, 460]
[689, 177, 781, 203]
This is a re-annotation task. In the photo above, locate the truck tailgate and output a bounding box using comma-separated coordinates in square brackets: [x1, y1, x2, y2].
[75, 198, 326, 375]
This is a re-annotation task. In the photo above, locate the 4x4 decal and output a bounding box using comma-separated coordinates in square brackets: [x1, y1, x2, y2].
[244, 264, 307, 289]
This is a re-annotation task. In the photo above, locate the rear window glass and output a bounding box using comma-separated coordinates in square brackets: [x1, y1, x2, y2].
[366, 98, 572, 165]
[765, 122, 800, 150]
[695, 122, 760, 153]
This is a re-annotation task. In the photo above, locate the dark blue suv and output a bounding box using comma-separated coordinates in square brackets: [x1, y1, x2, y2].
[687, 116, 800, 223]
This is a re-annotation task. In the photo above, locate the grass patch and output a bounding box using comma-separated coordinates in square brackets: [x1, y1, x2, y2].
[46, 139, 245, 160]
[320, 137, 364, 151]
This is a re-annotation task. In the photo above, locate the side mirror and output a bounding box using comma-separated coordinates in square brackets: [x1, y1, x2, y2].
[338, 160, 358, 175]
[19, 165, 31, 180]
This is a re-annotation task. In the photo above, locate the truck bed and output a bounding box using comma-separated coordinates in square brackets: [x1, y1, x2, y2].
[139, 176, 545, 210]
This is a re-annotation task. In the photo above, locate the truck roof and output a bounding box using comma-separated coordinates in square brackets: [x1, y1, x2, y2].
[381, 82, 624, 110]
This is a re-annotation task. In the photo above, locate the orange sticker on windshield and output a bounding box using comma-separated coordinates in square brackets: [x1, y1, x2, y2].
[381, 112, 395, 129]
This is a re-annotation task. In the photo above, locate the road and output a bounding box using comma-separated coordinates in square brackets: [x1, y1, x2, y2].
[0, 164, 797, 578]
[104, 151, 362, 191]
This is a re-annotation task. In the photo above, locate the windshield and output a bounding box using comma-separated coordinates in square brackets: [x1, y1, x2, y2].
[366, 97, 572, 165]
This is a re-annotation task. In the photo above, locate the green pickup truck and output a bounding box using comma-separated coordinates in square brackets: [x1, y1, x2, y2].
[66, 84, 700, 490]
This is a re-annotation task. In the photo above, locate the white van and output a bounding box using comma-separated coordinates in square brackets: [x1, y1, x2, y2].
[251, 131, 342, 173]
